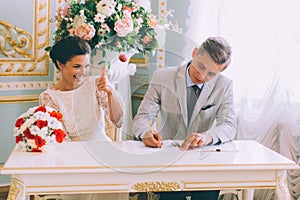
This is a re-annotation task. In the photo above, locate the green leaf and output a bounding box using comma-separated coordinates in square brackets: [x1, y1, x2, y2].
[44, 46, 52, 52]
[107, 61, 111, 70]
[98, 60, 106, 66]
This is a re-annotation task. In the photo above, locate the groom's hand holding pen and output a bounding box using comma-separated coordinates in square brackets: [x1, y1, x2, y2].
[142, 122, 163, 148]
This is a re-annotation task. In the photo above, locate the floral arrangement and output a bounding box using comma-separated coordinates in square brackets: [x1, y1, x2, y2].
[14, 106, 67, 152]
[52, 0, 159, 58]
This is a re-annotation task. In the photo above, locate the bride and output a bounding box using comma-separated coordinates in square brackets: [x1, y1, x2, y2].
[39, 35, 127, 200]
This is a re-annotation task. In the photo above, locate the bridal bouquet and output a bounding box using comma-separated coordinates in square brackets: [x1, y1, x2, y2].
[52, 0, 158, 58]
[14, 106, 67, 152]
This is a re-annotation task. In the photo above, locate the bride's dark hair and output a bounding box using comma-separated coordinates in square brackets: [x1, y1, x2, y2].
[49, 36, 91, 70]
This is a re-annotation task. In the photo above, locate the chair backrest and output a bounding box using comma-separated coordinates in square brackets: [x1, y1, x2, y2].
[105, 115, 121, 141]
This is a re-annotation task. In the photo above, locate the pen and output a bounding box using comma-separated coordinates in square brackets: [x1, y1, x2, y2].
[147, 121, 162, 147]
[195, 148, 239, 152]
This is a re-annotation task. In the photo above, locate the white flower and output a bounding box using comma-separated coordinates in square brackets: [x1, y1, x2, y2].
[29, 126, 39, 135]
[94, 13, 106, 23]
[27, 139, 37, 149]
[39, 127, 49, 137]
[73, 15, 85, 28]
[47, 133, 56, 143]
[23, 118, 34, 129]
[17, 141, 26, 150]
[117, 3, 122, 11]
[47, 118, 56, 129]
[136, 17, 143, 24]
[97, 28, 106, 36]
[79, 9, 86, 21]
[96, 0, 116, 17]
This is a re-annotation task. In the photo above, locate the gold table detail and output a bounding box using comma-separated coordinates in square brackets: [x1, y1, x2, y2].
[133, 181, 180, 192]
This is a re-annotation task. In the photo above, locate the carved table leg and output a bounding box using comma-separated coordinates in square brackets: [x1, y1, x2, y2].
[276, 170, 291, 200]
[7, 178, 26, 200]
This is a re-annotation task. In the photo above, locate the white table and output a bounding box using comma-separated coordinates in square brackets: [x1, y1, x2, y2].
[1, 140, 299, 200]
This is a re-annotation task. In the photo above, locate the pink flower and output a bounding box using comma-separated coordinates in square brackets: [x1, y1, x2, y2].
[69, 28, 75, 35]
[61, 4, 70, 17]
[148, 15, 157, 28]
[74, 23, 96, 40]
[142, 35, 153, 44]
[115, 41, 121, 47]
[114, 10, 133, 37]
[101, 23, 110, 32]
[122, 6, 133, 13]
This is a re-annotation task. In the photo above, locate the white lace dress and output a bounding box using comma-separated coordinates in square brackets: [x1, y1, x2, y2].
[39, 77, 127, 200]
[40, 76, 120, 141]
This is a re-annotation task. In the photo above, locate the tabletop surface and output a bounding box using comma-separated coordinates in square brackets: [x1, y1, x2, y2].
[1, 140, 298, 174]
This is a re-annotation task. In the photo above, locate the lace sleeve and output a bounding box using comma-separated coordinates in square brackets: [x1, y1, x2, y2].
[39, 92, 60, 111]
[96, 90, 111, 120]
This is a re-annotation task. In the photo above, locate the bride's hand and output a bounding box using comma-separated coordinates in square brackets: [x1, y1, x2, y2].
[96, 67, 112, 95]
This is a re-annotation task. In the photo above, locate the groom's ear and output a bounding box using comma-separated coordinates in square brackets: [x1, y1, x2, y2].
[191, 48, 198, 58]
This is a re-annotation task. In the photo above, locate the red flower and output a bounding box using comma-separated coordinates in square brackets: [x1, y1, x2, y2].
[53, 129, 66, 143]
[23, 129, 35, 139]
[15, 118, 24, 128]
[32, 148, 42, 152]
[119, 54, 127, 62]
[34, 135, 46, 148]
[36, 120, 48, 129]
[50, 111, 63, 122]
[15, 135, 23, 143]
[35, 106, 46, 113]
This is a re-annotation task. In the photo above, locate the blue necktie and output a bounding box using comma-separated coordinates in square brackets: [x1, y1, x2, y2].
[192, 85, 201, 97]
[188, 85, 201, 123]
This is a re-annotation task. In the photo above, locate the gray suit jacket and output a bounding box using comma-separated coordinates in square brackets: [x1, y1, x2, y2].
[133, 63, 237, 143]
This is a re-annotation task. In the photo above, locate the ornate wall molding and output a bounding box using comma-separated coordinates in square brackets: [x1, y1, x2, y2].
[0, 81, 54, 91]
[157, 0, 166, 69]
[0, 0, 50, 76]
[0, 94, 40, 104]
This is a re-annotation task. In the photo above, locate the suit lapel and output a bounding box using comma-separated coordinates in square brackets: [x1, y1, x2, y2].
[175, 65, 188, 128]
[190, 75, 218, 124]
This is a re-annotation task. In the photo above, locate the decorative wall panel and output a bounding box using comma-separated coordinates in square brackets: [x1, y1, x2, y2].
[0, 0, 50, 76]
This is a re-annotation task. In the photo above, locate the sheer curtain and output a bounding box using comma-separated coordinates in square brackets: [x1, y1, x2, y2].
[185, 0, 300, 199]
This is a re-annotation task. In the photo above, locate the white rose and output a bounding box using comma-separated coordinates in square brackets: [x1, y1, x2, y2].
[23, 118, 34, 129]
[27, 139, 36, 149]
[39, 127, 48, 137]
[30, 126, 39, 135]
[73, 15, 85, 28]
[96, 0, 115, 17]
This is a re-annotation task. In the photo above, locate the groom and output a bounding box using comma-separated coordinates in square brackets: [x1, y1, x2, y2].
[133, 36, 237, 200]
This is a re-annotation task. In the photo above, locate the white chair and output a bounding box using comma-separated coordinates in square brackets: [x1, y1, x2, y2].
[34, 194, 62, 200]
[218, 189, 241, 200]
